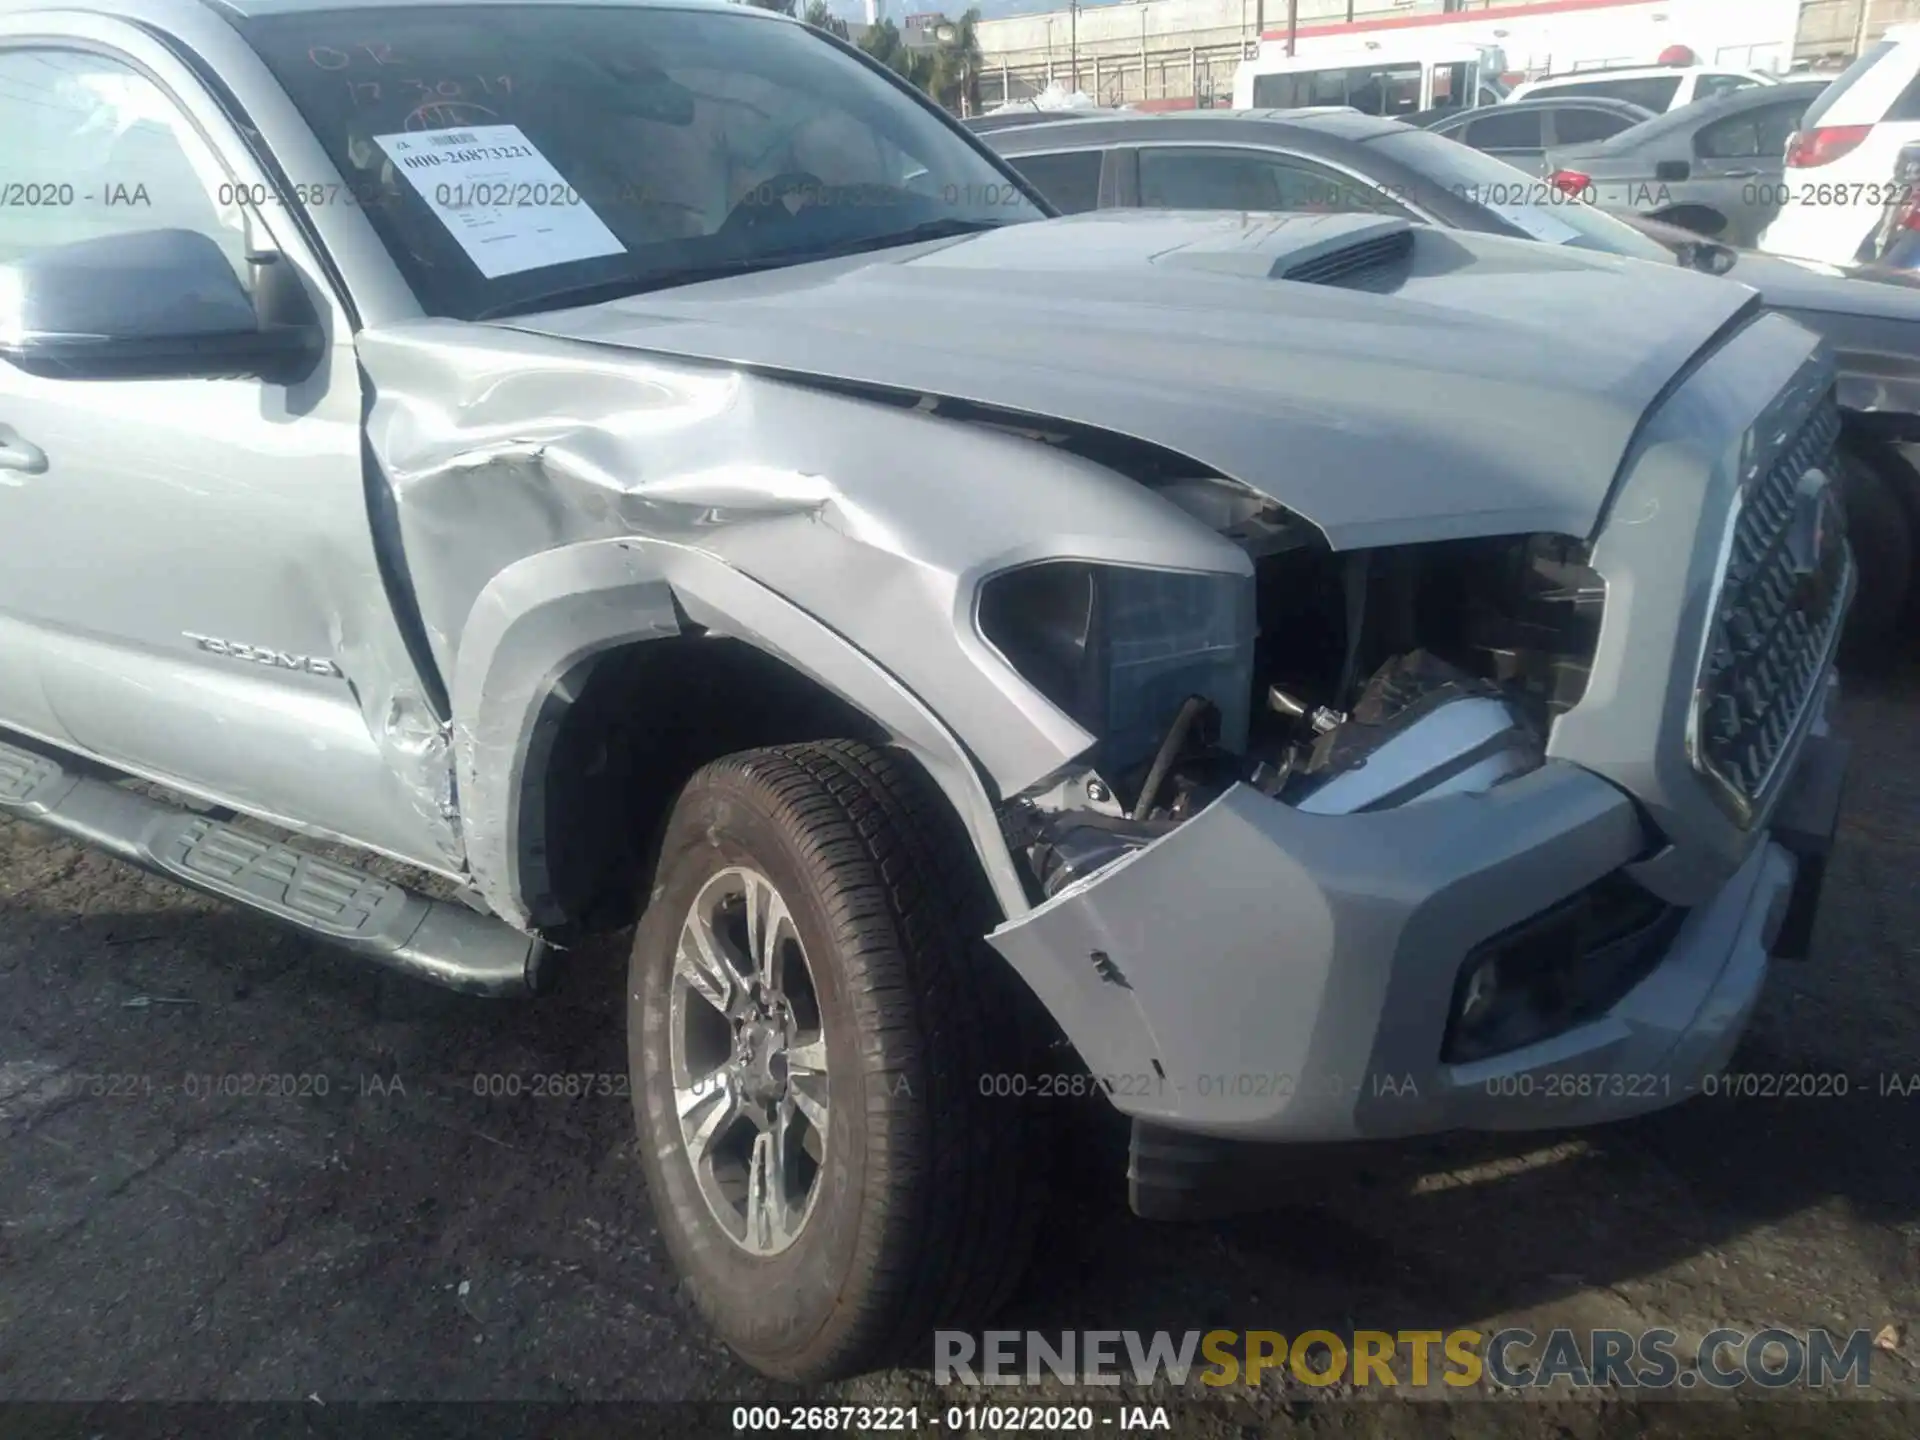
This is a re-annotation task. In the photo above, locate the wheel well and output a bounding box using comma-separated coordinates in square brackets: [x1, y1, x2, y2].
[526, 633, 893, 935]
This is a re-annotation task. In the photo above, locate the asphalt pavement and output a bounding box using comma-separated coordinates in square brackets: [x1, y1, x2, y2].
[2, 659, 1917, 1434]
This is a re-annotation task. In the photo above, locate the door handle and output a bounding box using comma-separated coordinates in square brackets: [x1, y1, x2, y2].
[0, 425, 47, 477]
[1720, 168, 1761, 179]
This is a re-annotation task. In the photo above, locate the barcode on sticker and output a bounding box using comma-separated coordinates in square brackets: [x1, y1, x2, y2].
[429, 131, 479, 146]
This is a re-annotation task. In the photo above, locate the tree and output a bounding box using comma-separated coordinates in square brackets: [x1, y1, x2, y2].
[855, 8, 982, 113]
[858, 18, 928, 85]
[802, 0, 849, 38]
[926, 8, 983, 116]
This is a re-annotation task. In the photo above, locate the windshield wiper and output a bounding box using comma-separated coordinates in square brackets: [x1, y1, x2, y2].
[473, 219, 1013, 321]
[772, 216, 1015, 263]
[473, 257, 798, 320]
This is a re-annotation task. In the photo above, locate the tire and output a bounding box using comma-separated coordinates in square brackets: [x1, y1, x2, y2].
[628, 740, 1047, 1382]
[1834, 439, 1914, 664]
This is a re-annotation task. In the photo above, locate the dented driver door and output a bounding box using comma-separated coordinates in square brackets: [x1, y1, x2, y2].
[0, 20, 462, 873]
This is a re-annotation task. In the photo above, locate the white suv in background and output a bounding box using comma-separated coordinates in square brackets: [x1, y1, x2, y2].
[1761, 27, 1920, 265]
[1506, 64, 1773, 113]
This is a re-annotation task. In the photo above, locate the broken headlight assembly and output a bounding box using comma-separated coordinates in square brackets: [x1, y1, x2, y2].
[991, 535, 1609, 904]
[976, 560, 1255, 780]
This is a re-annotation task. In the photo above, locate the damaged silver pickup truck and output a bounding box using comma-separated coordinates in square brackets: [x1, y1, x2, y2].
[0, 0, 1853, 1384]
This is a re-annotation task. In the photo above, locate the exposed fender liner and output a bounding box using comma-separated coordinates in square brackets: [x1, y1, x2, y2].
[451, 537, 1030, 929]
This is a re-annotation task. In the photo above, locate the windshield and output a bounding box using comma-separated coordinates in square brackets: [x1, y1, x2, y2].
[1368, 128, 1676, 262]
[238, 5, 1042, 318]
[1532, 73, 1683, 111]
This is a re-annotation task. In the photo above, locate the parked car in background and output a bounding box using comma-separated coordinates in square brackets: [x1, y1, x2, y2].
[965, 104, 1132, 134]
[982, 108, 1920, 642]
[1428, 96, 1656, 175]
[1507, 62, 1774, 113]
[1762, 26, 1920, 266]
[1863, 140, 1920, 269]
[1541, 79, 1828, 247]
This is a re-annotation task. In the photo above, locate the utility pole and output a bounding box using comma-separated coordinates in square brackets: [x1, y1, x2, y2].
[1139, 5, 1148, 106]
[1286, 0, 1298, 56]
[1854, 0, 1874, 58]
[1070, 0, 1079, 94]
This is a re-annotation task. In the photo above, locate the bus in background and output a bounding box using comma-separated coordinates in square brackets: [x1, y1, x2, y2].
[1231, 42, 1509, 118]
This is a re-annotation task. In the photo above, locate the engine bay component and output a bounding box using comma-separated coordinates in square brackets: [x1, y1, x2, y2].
[1288, 652, 1543, 815]
[976, 560, 1254, 774]
[1131, 694, 1213, 821]
[1020, 811, 1177, 899]
[999, 533, 1606, 901]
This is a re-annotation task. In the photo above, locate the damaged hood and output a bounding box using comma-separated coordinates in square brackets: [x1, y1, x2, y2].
[499, 211, 1763, 549]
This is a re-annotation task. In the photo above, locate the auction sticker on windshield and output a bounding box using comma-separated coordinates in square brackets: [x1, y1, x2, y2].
[374, 124, 625, 278]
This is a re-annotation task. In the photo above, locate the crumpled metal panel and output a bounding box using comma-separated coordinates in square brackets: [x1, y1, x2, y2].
[987, 762, 1648, 1141]
[355, 320, 1251, 925]
[504, 212, 1762, 551]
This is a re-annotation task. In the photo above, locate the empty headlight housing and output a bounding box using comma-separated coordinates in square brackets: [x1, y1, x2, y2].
[976, 561, 1254, 773]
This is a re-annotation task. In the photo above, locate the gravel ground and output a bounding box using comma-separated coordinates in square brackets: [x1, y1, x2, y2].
[1, 660, 1917, 1433]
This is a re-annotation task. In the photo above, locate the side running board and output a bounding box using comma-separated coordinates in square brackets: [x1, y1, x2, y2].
[0, 735, 545, 996]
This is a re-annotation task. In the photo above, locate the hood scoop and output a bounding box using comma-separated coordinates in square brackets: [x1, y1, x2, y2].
[1280, 221, 1416, 288]
[1140, 213, 1416, 289]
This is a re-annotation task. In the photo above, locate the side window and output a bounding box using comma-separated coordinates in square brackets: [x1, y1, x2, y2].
[1755, 99, 1812, 156]
[1462, 108, 1545, 150]
[1005, 150, 1102, 214]
[1552, 107, 1638, 145]
[1431, 61, 1471, 112]
[1574, 75, 1682, 110]
[1346, 65, 1423, 117]
[1886, 70, 1920, 123]
[1695, 111, 1764, 159]
[0, 48, 248, 276]
[1136, 147, 1388, 214]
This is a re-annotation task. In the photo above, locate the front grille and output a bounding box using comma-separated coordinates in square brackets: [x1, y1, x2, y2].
[1691, 399, 1851, 820]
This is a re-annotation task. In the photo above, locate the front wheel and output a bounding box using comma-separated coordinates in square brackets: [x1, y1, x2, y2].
[628, 740, 1047, 1382]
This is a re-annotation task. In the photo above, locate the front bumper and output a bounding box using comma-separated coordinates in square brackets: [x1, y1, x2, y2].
[988, 735, 1847, 1146]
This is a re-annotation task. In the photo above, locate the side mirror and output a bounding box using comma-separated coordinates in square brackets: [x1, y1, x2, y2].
[0, 228, 322, 384]
[1655, 159, 1692, 182]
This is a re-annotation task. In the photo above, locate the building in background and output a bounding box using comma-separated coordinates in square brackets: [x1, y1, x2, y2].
[970, 0, 1877, 113]
[1797, 0, 1920, 65]
[902, 9, 949, 45]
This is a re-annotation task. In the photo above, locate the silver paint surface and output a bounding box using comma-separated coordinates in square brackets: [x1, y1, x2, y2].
[507, 212, 1763, 551]
[0, 0, 1844, 1143]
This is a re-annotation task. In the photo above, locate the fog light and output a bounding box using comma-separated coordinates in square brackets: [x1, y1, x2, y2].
[1442, 874, 1688, 1065]
[1456, 957, 1501, 1030]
